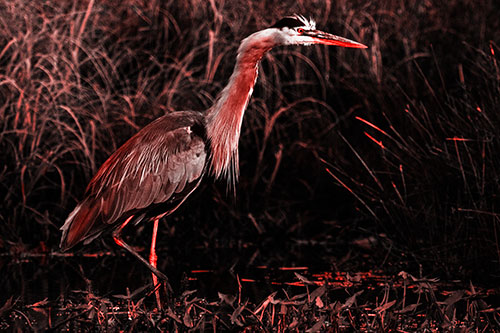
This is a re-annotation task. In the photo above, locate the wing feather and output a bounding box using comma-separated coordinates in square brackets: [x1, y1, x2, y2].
[60, 112, 207, 250]
[100, 126, 206, 224]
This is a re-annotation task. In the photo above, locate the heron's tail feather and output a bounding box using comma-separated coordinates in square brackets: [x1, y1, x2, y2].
[60, 199, 99, 251]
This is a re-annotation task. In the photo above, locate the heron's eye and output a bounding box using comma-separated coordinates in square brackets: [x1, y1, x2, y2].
[297, 28, 304, 34]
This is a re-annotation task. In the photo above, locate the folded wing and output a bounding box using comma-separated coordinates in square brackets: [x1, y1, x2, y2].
[60, 112, 207, 250]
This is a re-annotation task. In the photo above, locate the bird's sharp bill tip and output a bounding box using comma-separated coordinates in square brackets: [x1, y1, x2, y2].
[314, 37, 368, 48]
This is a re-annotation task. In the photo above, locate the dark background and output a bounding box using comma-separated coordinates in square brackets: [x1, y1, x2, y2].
[1, 0, 499, 304]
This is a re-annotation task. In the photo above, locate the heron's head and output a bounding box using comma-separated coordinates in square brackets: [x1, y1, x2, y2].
[269, 15, 367, 48]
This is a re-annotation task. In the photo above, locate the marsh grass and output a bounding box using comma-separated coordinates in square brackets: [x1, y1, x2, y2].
[0, 0, 499, 317]
[1, 262, 497, 331]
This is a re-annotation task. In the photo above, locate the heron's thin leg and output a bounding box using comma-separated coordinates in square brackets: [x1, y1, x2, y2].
[112, 217, 168, 281]
[149, 218, 162, 309]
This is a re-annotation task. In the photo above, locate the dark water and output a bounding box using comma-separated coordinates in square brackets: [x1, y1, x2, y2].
[2, 239, 498, 331]
[1, 240, 344, 306]
[3, 235, 498, 307]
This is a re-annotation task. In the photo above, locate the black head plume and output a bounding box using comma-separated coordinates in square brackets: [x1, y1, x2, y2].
[271, 16, 304, 29]
[270, 14, 316, 30]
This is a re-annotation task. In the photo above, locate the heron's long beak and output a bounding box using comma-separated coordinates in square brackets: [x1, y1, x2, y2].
[307, 30, 367, 48]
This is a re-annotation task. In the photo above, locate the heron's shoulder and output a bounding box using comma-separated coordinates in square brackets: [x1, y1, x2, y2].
[145, 111, 205, 138]
[155, 110, 204, 126]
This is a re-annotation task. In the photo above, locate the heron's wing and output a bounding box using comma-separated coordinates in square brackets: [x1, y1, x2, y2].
[60, 113, 207, 250]
[92, 123, 207, 224]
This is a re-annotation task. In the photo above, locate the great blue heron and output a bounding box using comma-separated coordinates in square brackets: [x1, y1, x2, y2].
[60, 14, 366, 303]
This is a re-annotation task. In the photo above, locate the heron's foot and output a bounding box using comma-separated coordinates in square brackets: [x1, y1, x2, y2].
[145, 279, 173, 308]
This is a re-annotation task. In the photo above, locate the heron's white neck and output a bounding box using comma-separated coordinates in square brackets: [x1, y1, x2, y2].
[206, 29, 277, 188]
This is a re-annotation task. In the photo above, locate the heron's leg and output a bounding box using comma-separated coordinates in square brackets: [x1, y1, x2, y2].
[149, 218, 162, 309]
[112, 216, 168, 281]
